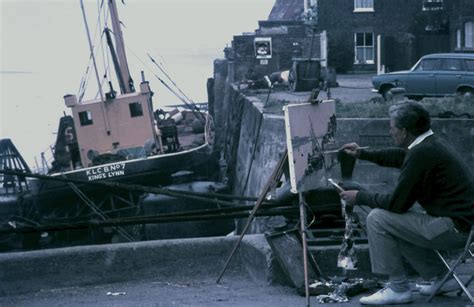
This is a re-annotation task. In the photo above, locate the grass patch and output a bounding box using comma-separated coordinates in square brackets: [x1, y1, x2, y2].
[336, 96, 474, 118]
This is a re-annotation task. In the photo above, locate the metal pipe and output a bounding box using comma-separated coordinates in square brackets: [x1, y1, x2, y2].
[108, 0, 134, 93]
[44, 202, 338, 224]
[80, 0, 111, 134]
[104, 27, 126, 94]
[299, 192, 311, 307]
[0, 170, 280, 208]
[1, 206, 299, 235]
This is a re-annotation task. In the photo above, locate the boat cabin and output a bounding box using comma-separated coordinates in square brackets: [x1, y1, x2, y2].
[64, 81, 158, 167]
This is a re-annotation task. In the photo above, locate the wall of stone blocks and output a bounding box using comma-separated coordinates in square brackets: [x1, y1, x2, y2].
[214, 86, 474, 233]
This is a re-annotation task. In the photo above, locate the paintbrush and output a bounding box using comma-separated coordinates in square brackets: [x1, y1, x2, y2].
[322, 146, 370, 154]
[328, 178, 345, 193]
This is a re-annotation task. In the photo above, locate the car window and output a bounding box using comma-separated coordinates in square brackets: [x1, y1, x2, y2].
[414, 58, 440, 71]
[465, 59, 474, 71]
[441, 59, 462, 71]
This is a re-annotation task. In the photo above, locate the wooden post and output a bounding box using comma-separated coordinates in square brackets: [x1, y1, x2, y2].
[299, 192, 311, 307]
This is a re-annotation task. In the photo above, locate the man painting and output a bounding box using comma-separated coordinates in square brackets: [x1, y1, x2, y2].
[340, 100, 474, 305]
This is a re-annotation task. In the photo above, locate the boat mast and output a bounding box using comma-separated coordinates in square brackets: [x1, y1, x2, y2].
[80, 0, 111, 135]
[108, 0, 135, 94]
[104, 27, 127, 94]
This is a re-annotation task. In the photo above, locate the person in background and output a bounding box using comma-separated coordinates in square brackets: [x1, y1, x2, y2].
[340, 100, 474, 305]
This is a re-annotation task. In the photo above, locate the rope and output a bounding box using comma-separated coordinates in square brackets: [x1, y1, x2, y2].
[124, 47, 205, 125]
[148, 53, 206, 124]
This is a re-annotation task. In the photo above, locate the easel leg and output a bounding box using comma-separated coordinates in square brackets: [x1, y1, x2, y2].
[299, 192, 311, 307]
[216, 150, 288, 283]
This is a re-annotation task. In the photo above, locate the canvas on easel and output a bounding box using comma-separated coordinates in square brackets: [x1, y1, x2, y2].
[283, 100, 337, 194]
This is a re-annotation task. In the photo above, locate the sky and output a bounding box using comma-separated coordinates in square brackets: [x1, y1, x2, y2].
[0, 0, 275, 168]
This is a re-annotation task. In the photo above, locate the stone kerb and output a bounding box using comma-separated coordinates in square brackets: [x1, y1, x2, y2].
[0, 236, 245, 296]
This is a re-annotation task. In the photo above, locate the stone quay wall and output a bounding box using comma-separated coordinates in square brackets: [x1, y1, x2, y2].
[212, 61, 474, 233]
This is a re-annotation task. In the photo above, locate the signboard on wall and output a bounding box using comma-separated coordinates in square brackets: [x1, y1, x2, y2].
[254, 37, 272, 59]
[283, 101, 338, 193]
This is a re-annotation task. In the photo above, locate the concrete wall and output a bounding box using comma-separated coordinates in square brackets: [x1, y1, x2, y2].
[215, 85, 474, 232]
[0, 235, 287, 296]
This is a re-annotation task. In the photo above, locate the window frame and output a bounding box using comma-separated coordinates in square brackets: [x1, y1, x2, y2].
[129, 102, 144, 118]
[456, 29, 462, 50]
[354, 32, 375, 65]
[440, 58, 463, 72]
[354, 0, 374, 12]
[465, 21, 474, 49]
[422, 0, 444, 11]
[78, 110, 93, 126]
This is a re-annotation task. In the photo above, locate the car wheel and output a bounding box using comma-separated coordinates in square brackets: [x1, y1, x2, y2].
[380, 85, 394, 100]
[460, 88, 474, 97]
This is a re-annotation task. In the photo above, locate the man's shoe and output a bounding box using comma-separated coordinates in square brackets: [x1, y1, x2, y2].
[418, 276, 466, 296]
[360, 287, 413, 305]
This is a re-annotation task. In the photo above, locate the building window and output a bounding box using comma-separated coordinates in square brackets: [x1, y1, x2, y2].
[129, 102, 143, 117]
[456, 29, 462, 49]
[422, 0, 443, 11]
[465, 22, 474, 49]
[354, 32, 374, 64]
[354, 0, 374, 12]
[79, 111, 93, 126]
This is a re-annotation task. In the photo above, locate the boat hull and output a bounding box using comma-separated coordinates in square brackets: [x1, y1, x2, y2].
[30, 143, 215, 208]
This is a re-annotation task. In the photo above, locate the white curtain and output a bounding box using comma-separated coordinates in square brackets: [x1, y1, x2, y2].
[465, 22, 473, 48]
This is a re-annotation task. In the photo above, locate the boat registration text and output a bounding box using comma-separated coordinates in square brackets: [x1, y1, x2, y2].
[85, 163, 126, 181]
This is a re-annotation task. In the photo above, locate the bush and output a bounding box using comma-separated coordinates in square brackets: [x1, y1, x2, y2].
[336, 96, 474, 118]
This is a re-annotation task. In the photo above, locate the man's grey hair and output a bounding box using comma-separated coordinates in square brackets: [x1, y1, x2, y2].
[388, 100, 431, 137]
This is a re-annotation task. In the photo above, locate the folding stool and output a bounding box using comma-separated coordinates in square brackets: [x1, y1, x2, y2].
[428, 226, 474, 302]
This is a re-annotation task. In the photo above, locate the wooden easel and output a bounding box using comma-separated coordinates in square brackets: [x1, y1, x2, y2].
[298, 191, 311, 307]
[216, 149, 314, 307]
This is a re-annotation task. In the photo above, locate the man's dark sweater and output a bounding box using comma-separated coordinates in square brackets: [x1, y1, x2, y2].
[355, 135, 474, 232]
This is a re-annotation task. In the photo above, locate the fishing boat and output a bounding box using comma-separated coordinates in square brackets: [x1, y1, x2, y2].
[0, 0, 224, 249]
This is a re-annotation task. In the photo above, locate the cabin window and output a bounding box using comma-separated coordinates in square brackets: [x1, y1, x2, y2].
[129, 102, 143, 117]
[354, 32, 374, 64]
[354, 0, 374, 12]
[78, 111, 93, 126]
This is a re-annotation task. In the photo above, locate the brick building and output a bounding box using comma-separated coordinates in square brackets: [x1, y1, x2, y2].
[268, 0, 474, 73]
[230, 20, 316, 81]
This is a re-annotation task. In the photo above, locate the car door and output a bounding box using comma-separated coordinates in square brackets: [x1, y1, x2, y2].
[406, 58, 440, 95]
[435, 58, 464, 95]
[463, 59, 474, 89]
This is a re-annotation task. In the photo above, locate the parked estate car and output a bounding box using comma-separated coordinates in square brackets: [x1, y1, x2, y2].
[372, 53, 474, 99]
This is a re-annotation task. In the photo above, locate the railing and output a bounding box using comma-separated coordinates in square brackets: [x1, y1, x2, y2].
[32, 145, 55, 174]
